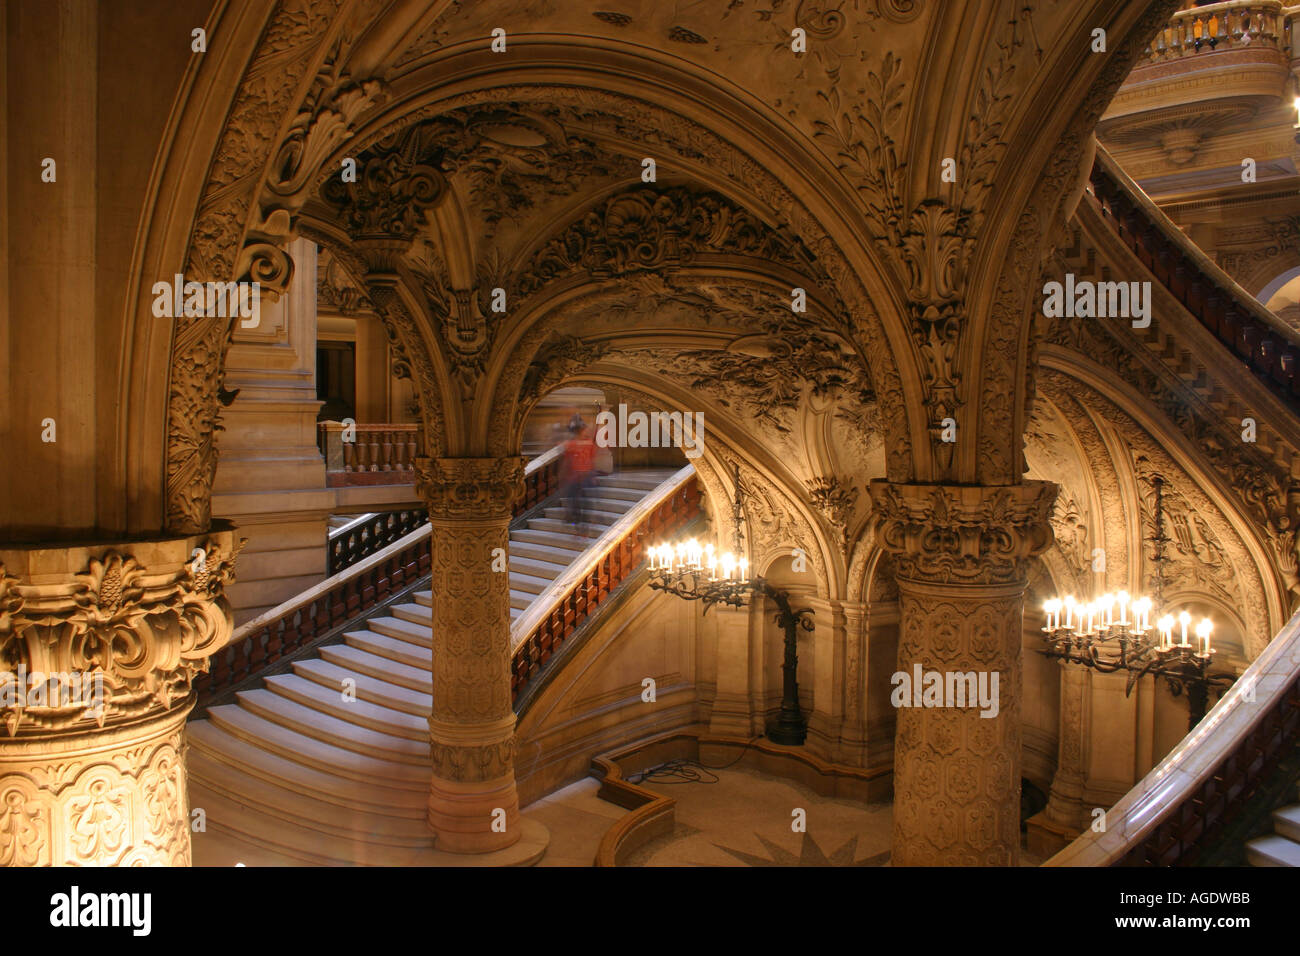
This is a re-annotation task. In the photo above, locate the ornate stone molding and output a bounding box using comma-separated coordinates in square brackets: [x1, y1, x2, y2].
[320, 125, 448, 242]
[0, 707, 192, 867]
[513, 185, 842, 310]
[429, 736, 516, 785]
[0, 529, 240, 736]
[415, 457, 525, 521]
[868, 480, 1056, 586]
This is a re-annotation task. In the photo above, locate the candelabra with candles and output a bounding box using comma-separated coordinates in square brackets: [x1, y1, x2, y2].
[1040, 478, 1234, 731]
[646, 463, 813, 746]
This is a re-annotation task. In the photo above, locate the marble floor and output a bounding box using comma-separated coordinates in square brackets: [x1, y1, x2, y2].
[525, 764, 1046, 866]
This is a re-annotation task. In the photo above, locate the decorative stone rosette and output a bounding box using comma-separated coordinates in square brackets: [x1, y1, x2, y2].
[868, 480, 1057, 586]
[0, 526, 240, 736]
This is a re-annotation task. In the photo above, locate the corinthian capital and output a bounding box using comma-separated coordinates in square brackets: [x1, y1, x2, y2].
[415, 457, 525, 521]
[0, 527, 241, 735]
[868, 480, 1057, 586]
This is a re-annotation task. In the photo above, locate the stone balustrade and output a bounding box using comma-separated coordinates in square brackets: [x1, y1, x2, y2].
[317, 422, 420, 486]
[1143, 1, 1297, 62]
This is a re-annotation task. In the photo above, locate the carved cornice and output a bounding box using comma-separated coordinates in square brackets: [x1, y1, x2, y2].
[868, 480, 1057, 586]
[0, 529, 240, 736]
[415, 457, 525, 521]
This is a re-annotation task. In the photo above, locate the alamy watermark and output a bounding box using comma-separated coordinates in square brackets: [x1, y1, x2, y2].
[593, 403, 704, 460]
[1, 667, 107, 717]
[1042, 273, 1151, 329]
[151, 274, 261, 328]
[890, 664, 1000, 718]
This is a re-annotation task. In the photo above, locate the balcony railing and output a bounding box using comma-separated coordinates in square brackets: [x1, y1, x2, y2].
[327, 509, 427, 575]
[1142, 1, 1297, 62]
[318, 421, 419, 486]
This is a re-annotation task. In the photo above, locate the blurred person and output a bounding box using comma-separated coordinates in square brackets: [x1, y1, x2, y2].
[561, 418, 596, 529]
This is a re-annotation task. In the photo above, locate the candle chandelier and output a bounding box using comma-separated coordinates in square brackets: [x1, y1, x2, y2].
[1040, 477, 1234, 731]
[646, 463, 813, 746]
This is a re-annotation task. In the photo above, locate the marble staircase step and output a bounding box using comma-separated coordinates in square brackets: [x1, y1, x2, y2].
[343, 630, 432, 671]
[188, 720, 426, 817]
[510, 529, 594, 552]
[1246, 833, 1300, 867]
[263, 673, 428, 742]
[235, 688, 429, 766]
[205, 704, 428, 789]
[292, 657, 431, 715]
[1271, 804, 1300, 843]
[367, 613, 433, 648]
[319, 643, 431, 693]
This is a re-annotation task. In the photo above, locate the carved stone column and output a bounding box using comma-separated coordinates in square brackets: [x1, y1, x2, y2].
[869, 481, 1055, 866]
[1028, 661, 1092, 856]
[0, 528, 239, 865]
[416, 456, 525, 853]
[836, 599, 871, 766]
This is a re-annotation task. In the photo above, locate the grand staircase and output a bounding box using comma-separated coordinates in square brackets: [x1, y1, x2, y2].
[187, 469, 675, 866]
[1245, 785, 1300, 867]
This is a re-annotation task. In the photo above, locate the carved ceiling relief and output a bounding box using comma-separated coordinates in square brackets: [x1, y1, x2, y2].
[1023, 395, 1097, 594]
[1032, 380, 1136, 602]
[316, 247, 373, 315]
[355, 82, 911, 476]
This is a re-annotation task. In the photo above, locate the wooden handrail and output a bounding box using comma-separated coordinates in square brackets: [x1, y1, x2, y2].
[327, 509, 426, 575]
[510, 467, 702, 702]
[1046, 605, 1300, 866]
[1087, 147, 1300, 413]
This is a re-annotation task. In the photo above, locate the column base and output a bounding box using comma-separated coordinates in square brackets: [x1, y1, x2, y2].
[1025, 810, 1083, 859]
[428, 773, 522, 854]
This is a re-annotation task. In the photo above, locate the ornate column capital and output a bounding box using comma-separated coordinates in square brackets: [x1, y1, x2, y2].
[0, 526, 240, 736]
[868, 480, 1057, 586]
[415, 456, 525, 522]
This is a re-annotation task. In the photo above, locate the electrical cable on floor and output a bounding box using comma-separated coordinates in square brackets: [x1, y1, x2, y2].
[626, 735, 765, 785]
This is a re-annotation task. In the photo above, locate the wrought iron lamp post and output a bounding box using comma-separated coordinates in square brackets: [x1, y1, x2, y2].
[645, 463, 812, 746]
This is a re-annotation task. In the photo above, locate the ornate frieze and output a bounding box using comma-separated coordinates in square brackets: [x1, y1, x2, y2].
[869, 480, 1057, 586]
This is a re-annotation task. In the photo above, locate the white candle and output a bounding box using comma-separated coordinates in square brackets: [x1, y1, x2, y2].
[1179, 611, 1191, 647]
[1158, 615, 1173, 649]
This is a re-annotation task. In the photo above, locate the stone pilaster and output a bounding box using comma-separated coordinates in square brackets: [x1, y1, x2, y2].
[869, 480, 1055, 866]
[416, 456, 524, 853]
[0, 528, 239, 865]
[1027, 661, 1092, 856]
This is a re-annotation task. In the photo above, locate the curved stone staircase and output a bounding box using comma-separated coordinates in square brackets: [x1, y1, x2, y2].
[187, 469, 675, 866]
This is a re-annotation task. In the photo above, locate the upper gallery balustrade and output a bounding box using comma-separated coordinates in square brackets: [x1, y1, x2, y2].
[1110, 1, 1299, 116]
